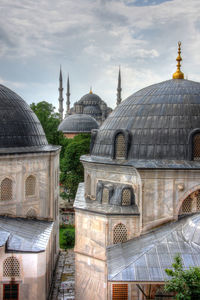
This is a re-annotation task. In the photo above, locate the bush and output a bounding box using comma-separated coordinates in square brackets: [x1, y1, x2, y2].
[59, 225, 75, 249]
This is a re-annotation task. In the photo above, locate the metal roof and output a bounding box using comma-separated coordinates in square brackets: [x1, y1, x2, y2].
[0, 216, 53, 252]
[58, 114, 99, 133]
[74, 183, 139, 215]
[0, 84, 48, 148]
[107, 214, 200, 282]
[92, 79, 200, 161]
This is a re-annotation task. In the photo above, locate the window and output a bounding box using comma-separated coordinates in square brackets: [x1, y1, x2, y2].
[115, 133, 126, 159]
[3, 284, 19, 300]
[193, 133, 200, 160]
[122, 189, 131, 206]
[3, 257, 20, 278]
[102, 187, 109, 204]
[26, 208, 37, 218]
[112, 284, 128, 300]
[25, 175, 36, 196]
[1, 178, 12, 201]
[179, 190, 200, 215]
[113, 223, 127, 244]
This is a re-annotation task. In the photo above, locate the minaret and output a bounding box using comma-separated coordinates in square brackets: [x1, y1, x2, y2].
[172, 41, 184, 79]
[116, 66, 122, 106]
[66, 75, 70, 116]
[58, 66, 64, 121]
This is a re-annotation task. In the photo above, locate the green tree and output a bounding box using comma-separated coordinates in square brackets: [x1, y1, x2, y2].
[165, 254, 200, 299]
[30, 101, 64, 146]
[60, 134, 91, 201]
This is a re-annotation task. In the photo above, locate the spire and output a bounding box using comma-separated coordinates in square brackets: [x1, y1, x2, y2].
[66, 74, 70, 115]
[89, 86, 93, 94]
[58, 66, 64, 121]
[116, 66, 122, 106]
[172, 41, 184, 79]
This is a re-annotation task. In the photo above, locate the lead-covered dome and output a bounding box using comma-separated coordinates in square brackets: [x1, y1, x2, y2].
[0, 84, 47, 148]
[58, 114, 99, 133]
[91, 79, 200, 161]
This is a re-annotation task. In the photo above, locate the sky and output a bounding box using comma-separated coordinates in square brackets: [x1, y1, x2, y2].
[0, 0, 200, 111]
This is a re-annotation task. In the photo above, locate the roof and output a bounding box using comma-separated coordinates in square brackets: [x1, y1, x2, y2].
[78, 92, 103, 104]
[92, 79, 200, 162]
[0, 84, 48, 148]
[58, 114, 98, 133]
[0, 216, 53, 252]
[74, 183, 139, 215]
[107, 214, 200, 282]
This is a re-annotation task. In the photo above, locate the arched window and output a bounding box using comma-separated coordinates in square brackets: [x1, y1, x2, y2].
[3, 257, 20, 277]
[26, 208, 37, 218]
[102, 187, 109, 204]
[179, 190, 200, 215]
[86, 174, 91, 196]
[122, 189, 131, 206]
[193, 133, 200, 160]
[25, 175, 36, 196]
[1, 178, 12, 201]
[113, 223, 127, 244]
[115, 133, 126, 159]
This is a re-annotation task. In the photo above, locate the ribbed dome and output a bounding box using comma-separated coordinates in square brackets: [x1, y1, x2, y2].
[83, 105, 101, 115]
[92, 79, 200, 161]
[79, 93, 102, 104]
[0, 84, 47, 148]
[58, 114, 99, 133]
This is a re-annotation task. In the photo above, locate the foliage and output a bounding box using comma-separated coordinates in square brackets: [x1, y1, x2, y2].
[59, 225, 75, 249]
[30, 101, 66, 147]
[165, 254, 200, 299]
[60, 134, 91, 201]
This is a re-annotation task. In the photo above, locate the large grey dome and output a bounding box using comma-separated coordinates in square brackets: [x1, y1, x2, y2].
[91, 79, 200, 161]
[79, 93, 102, 104]
[0, 84, 48, 148]
[58, 114, 99, 133]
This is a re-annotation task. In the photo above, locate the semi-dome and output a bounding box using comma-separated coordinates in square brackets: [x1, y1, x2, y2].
[0, 84, 48, 148]
[58, 114, 99, 133]
[91, 79, 200, 161]
[83, 105, 101, 115]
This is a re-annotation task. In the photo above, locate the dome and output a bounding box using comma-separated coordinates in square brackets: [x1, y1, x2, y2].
[79, 92, 102, 104]
[0, 84, 48, 148]
[91, 79, 200, 161]
[58, 114, 99, 133]
[83, 105, 101, 115]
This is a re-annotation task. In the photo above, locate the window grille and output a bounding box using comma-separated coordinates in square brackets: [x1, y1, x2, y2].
[102, 188, 109, 204]
[193, 133, 200, 160]
[1, 178, 12, 201]
[112, 284, 128, 300]
[113, 223, 127, 244]
[3, 257, 20, 278]
[179, 190, 200, 215]
[26, 208, 37, 218]
[115, 134, 126, 159]
[122, 189, 131, 206]
[196, 191, 200, 211]
[181, 196, 192, 214]
[3, 284, 19, 300]
[25, 175, 36, 196]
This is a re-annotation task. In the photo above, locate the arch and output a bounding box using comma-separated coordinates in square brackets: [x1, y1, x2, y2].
[3, 257, 20, 277]
[176, 184, 200, 217]
[114, 133, 126, 159]
[25, 175, 36, 196]
[26, 208, 37, 218]
[113, 223, 127, 244]
[122, 188, 131, 206]
[178, 189, 200, 216]
[1, 178, 12, 201]
[86, 174, 91, 196]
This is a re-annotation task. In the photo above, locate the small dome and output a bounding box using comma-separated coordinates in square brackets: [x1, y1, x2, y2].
[0, 84, 47, 148]
[83, 105, 101, 115]
[92, 79, 200, 161]
[58, 114, 99, 133]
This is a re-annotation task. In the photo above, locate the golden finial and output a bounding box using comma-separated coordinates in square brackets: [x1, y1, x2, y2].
[89, 86, 93, 94]
[172, 41, 184, 79]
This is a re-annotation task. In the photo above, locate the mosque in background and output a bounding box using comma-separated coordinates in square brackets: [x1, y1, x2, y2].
[74, 42, 200, 299]
[0, 85, 60, 300]
[57, 69, 122, 137]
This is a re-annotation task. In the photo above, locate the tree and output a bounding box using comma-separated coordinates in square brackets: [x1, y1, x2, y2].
[60, 134, 91, 201]
[165, 254, 200, 299]
[30, 101, 65, 146]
